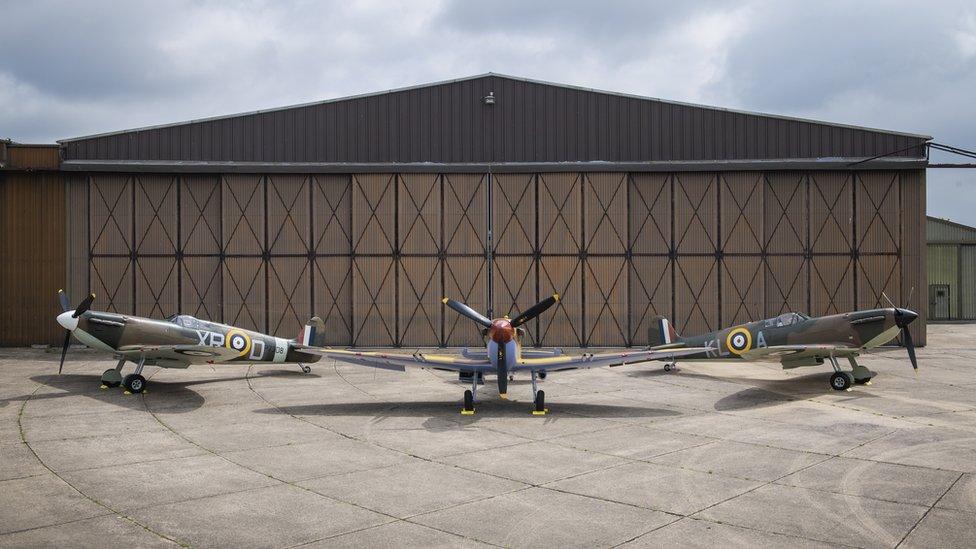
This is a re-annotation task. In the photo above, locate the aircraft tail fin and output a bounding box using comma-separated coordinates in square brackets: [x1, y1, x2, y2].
[648, 316, 682, 347]
[296, 316, 327, 347]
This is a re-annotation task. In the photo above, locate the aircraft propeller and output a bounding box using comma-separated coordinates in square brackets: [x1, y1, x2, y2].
[882, 290, 919, 372]
[442, 293, 561, 397]
[55, 290, 95, 374]
[510, 293, 560, 328]
[441, 298, 493, 327]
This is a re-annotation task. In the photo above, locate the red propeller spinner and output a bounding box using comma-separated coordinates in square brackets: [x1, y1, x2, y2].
[488, 318, 515, 343]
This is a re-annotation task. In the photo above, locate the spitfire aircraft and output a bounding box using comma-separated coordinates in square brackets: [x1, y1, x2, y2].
[320, 294, 705, 414]
[646, 300, 920, 391]
[55, 290, 326, 394]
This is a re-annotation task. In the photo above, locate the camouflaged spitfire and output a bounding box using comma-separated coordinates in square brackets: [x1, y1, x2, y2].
[646, 306, 920, 391]
[55, 290, 325, 394]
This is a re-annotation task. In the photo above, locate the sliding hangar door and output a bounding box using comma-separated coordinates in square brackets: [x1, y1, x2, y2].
[69, 168, 924, 347]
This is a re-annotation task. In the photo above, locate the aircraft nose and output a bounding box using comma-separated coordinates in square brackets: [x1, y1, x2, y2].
[57, 311, 79, 331]
[895, 308, 918, 327]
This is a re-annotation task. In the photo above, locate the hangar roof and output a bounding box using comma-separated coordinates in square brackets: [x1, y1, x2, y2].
[59, 73, 930, 172]
[928, 216, 976, 244]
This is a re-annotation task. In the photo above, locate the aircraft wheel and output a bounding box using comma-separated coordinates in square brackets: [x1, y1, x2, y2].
[854, 376, 872, 385]
[664, 363, 673, 372]
[533, 390, 546, 414]
[462, 389, 474, 414]
[123, 374, 147, 394]
[100, 368, 122, 388]
[829, 372, 853, 391]
[301, 365, 311, 374]
[538, 370, 547, 380]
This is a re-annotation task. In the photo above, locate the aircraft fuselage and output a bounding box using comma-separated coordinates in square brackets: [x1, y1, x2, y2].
[72, 312, 321, 367]
[672, 308, 909, 361]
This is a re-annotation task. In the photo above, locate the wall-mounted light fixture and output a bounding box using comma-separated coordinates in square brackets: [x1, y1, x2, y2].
[482, 91, 495, 105]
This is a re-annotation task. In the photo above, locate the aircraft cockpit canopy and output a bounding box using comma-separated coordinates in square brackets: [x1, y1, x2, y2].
[166, 314, 211, 329]
[763, 312, 809, 328]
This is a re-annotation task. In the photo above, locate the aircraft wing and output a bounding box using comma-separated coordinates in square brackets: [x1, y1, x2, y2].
[116, 344, 241, 364]
[318, 349, 493, 373]
[512, 347, 710, 372]
[740, 344, 860, 361]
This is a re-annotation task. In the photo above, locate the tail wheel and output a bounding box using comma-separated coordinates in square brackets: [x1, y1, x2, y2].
[123, 374, 147, 394]
[829, 372, 852, 391]
[462, 389, 474, 413]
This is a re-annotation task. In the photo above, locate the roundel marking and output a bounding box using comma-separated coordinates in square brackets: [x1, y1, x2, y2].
[177, 349, 218, 357]
[225, 330, 252, 357]
[726, 327, 752, 355]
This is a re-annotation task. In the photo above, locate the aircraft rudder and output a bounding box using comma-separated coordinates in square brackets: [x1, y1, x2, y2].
[648, 315, 682, 346]
[296, 316, 327, 347]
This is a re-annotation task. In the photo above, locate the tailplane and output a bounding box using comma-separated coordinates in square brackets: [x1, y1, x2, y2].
[648, 316, 682, 347]
[295, 316, 327, 347]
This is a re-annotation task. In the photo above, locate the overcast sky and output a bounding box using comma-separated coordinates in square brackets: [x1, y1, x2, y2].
[2, 1, 974, 224]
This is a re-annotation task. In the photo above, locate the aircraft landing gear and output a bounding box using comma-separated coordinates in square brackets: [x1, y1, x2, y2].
[533, 390, 546, 415]
[100, 358, 125, 388]
[123, 374, 147, 394]
[530, 370, 548, 415]
[123, 358, 147, 394]
[299, 363, 311, 374]
[663, 362, 676, 372]
[829, 371, 853, 391]
[827, 354, 858, 391]
[461, 372, 478, 415]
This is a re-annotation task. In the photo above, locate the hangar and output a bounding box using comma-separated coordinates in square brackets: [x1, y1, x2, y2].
[927, 216, 976, 320]
[0, 74, 929, 347]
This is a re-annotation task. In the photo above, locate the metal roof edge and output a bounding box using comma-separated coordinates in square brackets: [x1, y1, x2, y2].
[57, 72, 933, 144]
[60, 157, 928, 174]
[926, 216, 976, 232]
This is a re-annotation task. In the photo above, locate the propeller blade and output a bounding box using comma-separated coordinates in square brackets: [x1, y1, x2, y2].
[510, 293, 560, 328]
[902, 326, 918, 371]
[881, 291, 896, 309]
[58, 331, 71, 374]
[72, 294, 95, 318]
[442, 297, 492, 328]
[497, 341, 509, 398]
[907, 286, 915, 308]
[58, 289, 71, 312]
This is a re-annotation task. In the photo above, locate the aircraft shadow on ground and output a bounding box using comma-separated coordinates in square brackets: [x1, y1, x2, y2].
[4, 371, 319, 414]
[712, 373, 880, 411]
[626, 367, 879, 412]
[255, 401, 683, 425]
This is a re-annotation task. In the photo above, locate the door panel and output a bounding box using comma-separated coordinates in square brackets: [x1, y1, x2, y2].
[929, 284, 950, 321]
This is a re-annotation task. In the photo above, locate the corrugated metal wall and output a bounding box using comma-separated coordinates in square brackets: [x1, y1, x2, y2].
[0, 172, 66, 345]
[927, 218, 976, 243]
[64, 169, 926, 347]
[6, 145, 61, 170]
[928, 245, 958, 319]
[961, 247, 976, 319]
[61, 75, 927, 165]
[925, 217, 976, 321]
